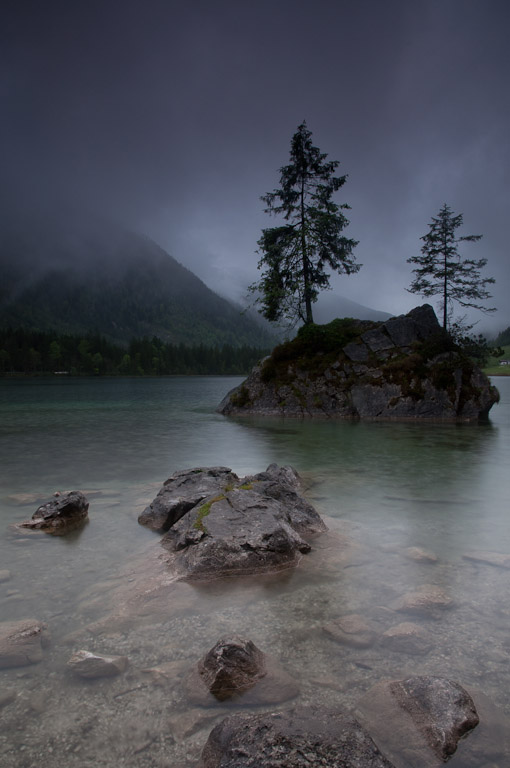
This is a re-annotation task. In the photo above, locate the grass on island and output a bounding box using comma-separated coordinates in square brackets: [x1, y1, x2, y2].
[483, 345, 510, 376]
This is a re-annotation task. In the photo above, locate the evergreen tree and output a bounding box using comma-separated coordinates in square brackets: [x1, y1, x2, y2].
[408, 203, 495, 330]
[252, 122, 359, 326]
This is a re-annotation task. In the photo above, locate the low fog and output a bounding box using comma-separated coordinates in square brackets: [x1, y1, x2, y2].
[1, 0, 508, 333]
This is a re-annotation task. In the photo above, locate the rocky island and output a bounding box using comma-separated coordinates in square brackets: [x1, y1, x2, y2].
[218, 305, 499, 421]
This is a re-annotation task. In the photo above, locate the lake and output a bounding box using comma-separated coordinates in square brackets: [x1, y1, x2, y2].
[1, 376, 509, 767]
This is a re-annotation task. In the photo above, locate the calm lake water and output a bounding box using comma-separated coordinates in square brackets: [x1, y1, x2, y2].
[1, 376, 509, 767]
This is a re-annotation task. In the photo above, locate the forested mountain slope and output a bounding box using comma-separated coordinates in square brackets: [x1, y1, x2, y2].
[0, 220, 274, 347]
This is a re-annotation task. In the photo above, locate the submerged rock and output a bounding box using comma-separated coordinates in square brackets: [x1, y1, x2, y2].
[0, 619, 49, 668]
[462, 550, 510, 569]
[186, 635, 298, 706]
[217, 305, 499, 422]
[323, 614, 377, 648]
[404, 547, 438, 563]
[390, 584, 454, 618]
[141, 464, 326, 580]
[67, 650, 128, 678]
[17, 491, 89, 534]
[199, 707, 396, 768]
[380, 622, 433, 655]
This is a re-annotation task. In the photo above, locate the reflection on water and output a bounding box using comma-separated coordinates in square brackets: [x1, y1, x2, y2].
[0, 376, 509, 767]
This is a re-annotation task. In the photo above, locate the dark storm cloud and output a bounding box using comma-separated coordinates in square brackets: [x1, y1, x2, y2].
[1, 0, 508, 330]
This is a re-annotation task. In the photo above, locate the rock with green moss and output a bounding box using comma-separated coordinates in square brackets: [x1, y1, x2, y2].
[217, 305, 499, 422]
[143, 464, 326, 580]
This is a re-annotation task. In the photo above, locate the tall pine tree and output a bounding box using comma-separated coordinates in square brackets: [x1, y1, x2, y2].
[408, 203, 495, 330]
[252, 123, 359, 326]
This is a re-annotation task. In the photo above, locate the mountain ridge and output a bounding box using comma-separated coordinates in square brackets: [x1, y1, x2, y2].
[0, 222, 274, 348]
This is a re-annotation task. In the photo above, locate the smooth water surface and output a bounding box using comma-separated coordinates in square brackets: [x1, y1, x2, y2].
[1, 376, 509, 767]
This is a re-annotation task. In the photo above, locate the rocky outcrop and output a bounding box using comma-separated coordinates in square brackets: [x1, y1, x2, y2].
[217, 305, 499, 421]
[17, 491, 89, 534]
[199, 707, 396, 768]
[67, 650, 128, 678]
[0, 619, 49, 668]
[186, 636, 299, 706]
[139, 464, 326, 580]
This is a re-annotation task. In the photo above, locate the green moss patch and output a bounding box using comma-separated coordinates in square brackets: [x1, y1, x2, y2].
[193, 494, 225, 532]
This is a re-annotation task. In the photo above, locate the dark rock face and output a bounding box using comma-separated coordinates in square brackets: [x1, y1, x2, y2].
[140, 464, 326, 580]
[199, 707, 396, 768]
[186, 636, 299, 706]
[392, 676, 479, 760]
[0, 619, 49, 668]
[18, 491, 89, 534]
[218, 304, 499, 422]
[138, 467, 237, 533]
[355, 676, 479, 767]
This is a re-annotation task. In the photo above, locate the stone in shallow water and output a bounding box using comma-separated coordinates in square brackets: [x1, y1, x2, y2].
[390, 584, 454, 618]
[0, 690, 17, 709]
[355, 676, 479, 767]
[380, 622, 433, 655]
[67, 650, 128, 678]
[186, 636, 299, 706]
[0, 569, 11, 583]
[155, 464, 326, 581]
[0, 619, 49, 668]
[323, 614, 377, 648]
[404, 547, 438, 563]
[199, 707, 396, 768]
[462, 550, 510, 569]
[18, 491, 89, 534]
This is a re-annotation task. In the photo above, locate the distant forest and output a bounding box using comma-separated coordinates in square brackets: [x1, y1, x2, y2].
[495, 327, 510, 346]
[0, 328, 269, 376]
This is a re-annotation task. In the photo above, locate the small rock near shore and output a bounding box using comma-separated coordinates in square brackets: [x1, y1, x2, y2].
[18, 490, 89, 534]
[67, 650, 128, 678]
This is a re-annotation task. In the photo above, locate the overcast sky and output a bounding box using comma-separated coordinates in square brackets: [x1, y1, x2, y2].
[1, 0, 509, 331]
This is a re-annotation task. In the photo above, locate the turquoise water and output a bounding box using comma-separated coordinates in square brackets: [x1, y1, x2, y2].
[0, 376, 509, 767]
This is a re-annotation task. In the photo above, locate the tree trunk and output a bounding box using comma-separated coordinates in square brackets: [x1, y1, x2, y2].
[443, 234, 448, 330]
[301, 178, 313, 324]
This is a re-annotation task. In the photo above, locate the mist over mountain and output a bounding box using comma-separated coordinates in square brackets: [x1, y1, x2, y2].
[312, 293, 391, 325]
[0, 216, 276, 348]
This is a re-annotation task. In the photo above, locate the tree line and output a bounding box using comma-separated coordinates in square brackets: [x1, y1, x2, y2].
[0, 328, 269, 376]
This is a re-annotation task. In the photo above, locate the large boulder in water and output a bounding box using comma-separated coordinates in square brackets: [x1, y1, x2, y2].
[217, 305, 499, 422]
[17, 490, 89, 534]
[139, 464, 326, 580]
[199, 707, 396, 768]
